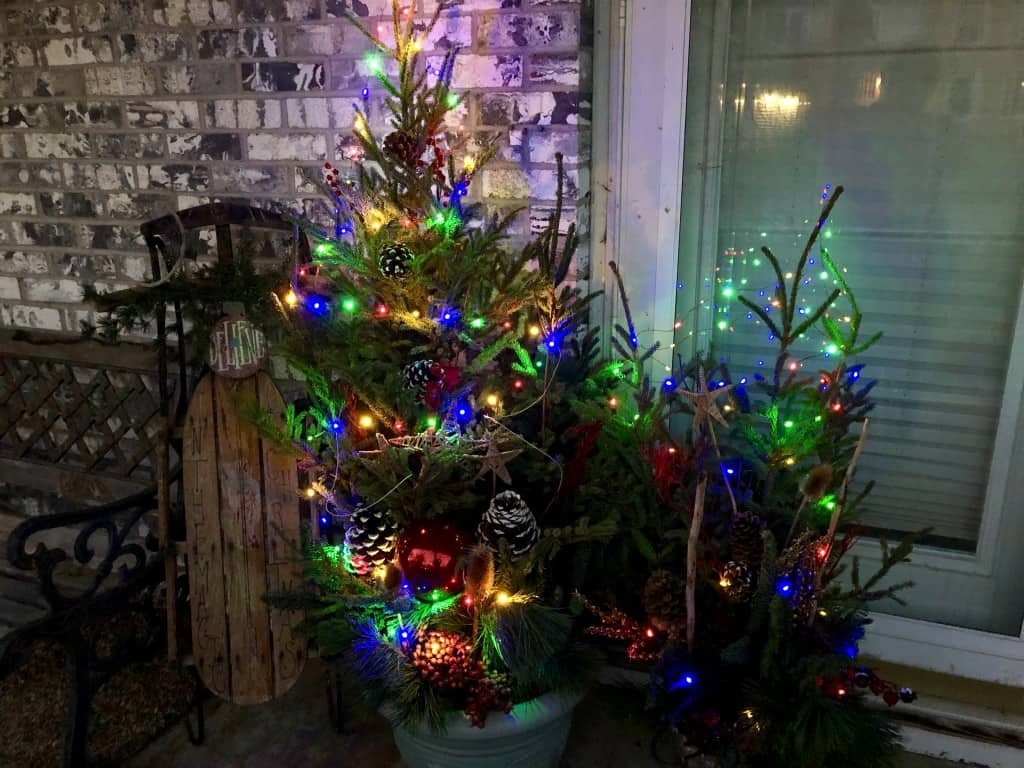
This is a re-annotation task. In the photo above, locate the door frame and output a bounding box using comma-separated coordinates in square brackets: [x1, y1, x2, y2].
[589, 0, 1024, 680]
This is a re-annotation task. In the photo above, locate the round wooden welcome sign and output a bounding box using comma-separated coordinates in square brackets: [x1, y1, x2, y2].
[208, 315, 268, 378]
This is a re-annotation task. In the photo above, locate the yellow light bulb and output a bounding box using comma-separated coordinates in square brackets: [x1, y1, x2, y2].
[608, 397, 618, 408]
[485, 394, 499, 407]
[409, 39, 422, 53]
[354, 113, 368, 138]
[411, 309, 421, 318]
[528, 325, 541, 337]
[358, 414, 374, 429]
[719, 577, 732, 588]
[784, 456, 796, 466]
[305, 487, 316, 499]
[463, 155, 477, 173]
[496, 592, 510, 605]
[284, 289, 298, 307]
[375, 566, 388, 581]
[366, 208, 387, 232]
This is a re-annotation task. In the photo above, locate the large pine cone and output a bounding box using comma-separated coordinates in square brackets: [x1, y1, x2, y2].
[343, 504, 398, 575]
[383, 130, 421, 166]
[402, 359, 444, 391]
[477, 491, 539, 559]
[643, 569, 686, 636]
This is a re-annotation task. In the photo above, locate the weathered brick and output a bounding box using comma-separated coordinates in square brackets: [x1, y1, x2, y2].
[85, 66, 157, 97]
[117, 33, 190, 62]
[242, 62, 325, 92]
[429, 54, 523, 88]
[325, 0, 372, 18]
[522, 125, 579, 163]
[152, 0, 234, 26]
[248, 133, 327, 161]
[62, 103, 123, 128]
[479, 91, 579, 124]
[374, 15, 472, 52]
[0, 134, 24, 158]
[481, 168, 531, 199]
[0, 251, 50, 275]
[212, 166, 289, 193]
[63, 307, 96, 333]
[0, 104, 61, 130]
[40, 37, 115, 66]
[77, 1, 147, 32]
[528, 52, 579, 85]
[126, 100, 200, 129]
[286, 98, 357, 129]
[91, 133, 166, 159]
[0, 193, 37, 215]
[4, 304, 63, 330]
[161, 64, 237, 95]
[62, 163, 138, 191]
[478, 12, 579, 48]
[283, 25, 344, 56]
[76, 224, 144, 251]
[104, 192, 173, 220]
[10, 221, 78, 247]
[136, 164, 211, 192]
[39, 193, 99, 218]
[0, 42, 36, 67]
[24, 133, 92, 159]
[237, 0, 321, 23]
[168, 133, 243, 161]
[19, 69, 86, 99]
[119, 253, 152, 281]
[197, 28, 279, 58]
[0, 277, 19, 300]
[425, 0, 524, 10]
[0, 162, 62, 189]
[21, 279, 83, 303]
[58, 252, 117, 277]
[205, 99, 282, 129]
[4, 6, 74, 35]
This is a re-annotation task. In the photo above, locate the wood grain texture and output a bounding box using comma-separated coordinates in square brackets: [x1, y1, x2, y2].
[183, 371, 305, 704]
[183, 374, 231, 699]
[258, 373, 305, 698]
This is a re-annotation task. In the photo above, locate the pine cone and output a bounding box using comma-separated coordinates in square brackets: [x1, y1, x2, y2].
[643, 569, 686, 635]
[378, 242, 413, 279]
[729, 515, 764, 567]
[478, 491, 539, 559]
[402, 359, 444, 391]
[383, 130, 421, 166]
[343, 504, 398, 576]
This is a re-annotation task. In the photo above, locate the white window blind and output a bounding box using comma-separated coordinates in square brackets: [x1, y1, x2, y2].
[682, 0, 1024, 550]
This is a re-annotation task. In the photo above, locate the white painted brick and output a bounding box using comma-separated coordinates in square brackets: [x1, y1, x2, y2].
[0, 193, 37, 215]
[428, 54, 523, 89]
[0, 276, 19, 300]
[5, 304, 63, 331]
[482, 167, 531, 199]
[0, 252, 50, 275]
[286, 98, 358, 129]
[21, 279, 83, 303]
[247, 133, 327, 161]
[85, 66, 157, 97]
[120, 253, 152, 281]
[40, 37, 114, 67]
[206, 99, 283, 129]
[25, 133, 91, 159]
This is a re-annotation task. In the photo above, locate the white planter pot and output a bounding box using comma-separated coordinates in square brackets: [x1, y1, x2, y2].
[385, 691, 582, 768]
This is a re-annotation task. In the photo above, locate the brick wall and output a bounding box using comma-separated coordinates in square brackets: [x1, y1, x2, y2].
[0, 0, 591, 334]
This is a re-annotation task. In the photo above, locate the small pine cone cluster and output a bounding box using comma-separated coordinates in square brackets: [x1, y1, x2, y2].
[383, 130, 421, 166]
[465, 676, 513, 728]
[410, 631, 484, 696]
[643, 569, 686, 636]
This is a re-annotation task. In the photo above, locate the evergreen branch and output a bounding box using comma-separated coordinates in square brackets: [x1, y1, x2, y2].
[738, 295, 783, 339]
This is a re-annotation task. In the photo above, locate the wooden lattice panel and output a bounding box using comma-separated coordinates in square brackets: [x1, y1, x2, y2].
[0, 348, 165, 486]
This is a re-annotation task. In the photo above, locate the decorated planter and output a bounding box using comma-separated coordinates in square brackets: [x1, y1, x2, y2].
[385, 691, 582, 768]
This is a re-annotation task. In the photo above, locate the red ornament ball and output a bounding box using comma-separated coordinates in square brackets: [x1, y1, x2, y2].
[398, 521, 469, 600]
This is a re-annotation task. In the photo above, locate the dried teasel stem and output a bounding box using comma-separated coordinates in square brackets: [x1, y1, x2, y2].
[686, 472, 708, 650]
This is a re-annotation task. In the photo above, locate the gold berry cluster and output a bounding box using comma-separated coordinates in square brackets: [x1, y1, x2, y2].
[410, 630, 484, 695]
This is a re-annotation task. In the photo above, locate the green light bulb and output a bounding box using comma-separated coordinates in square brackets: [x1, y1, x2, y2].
[315, 242, 332, 256]
[752, 258, 761, 267]
[469, 317, 485, 329]
[717, 320, 728, 331]
[342, 298, 356, 312]
[783, 420, 794, 429]
[721, 286, 735, 298]
[426, 416, 437, 429]
[446, 93, 460, 108]
[825, 343, 839, 355]
[365, 53, 383, 74]
[819, 270, 829, 280]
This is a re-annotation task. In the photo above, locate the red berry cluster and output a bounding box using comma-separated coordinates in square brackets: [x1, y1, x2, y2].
[410, 630, 483, 695]
[818, 667, 917, 707]
[419, 134, 448, 184]
[323, 162, 344, 197]
[464, 676, 513, 728]
[408, 630, 514, 728]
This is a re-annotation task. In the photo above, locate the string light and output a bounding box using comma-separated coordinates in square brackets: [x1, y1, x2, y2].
[463, 155, 477, 172]
[411, 309, 421, 318]
[485, 394, 499, 407]
[496, 592, 510, 605]
[305, 487, 316, 499]
[446, 93, 460, 108]
[608, 396, 618, 408]
[364, 52, 383, 75]
[513, 379, 524, 390]
[284, 289, 298, 307]
[328, 418, 343, 433]
[469, 317, 485, 329]
[342, 297, 357, 312]
[409, 39, 422, 53]
[358, 414, 375, 429]
[528, 325, 541, 337]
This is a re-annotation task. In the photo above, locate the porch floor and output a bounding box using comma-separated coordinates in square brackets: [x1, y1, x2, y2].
[129, 660, 973, 768]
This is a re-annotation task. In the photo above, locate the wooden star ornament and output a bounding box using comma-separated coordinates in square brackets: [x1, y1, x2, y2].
[679, 367, 733, 433]
[473, 437, 523, 485]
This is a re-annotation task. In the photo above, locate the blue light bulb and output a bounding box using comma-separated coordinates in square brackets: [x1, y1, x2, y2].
[776, 577, 793, 597]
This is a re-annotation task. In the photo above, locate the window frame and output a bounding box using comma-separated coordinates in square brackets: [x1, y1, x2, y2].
[590, 0, 1024, 672]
